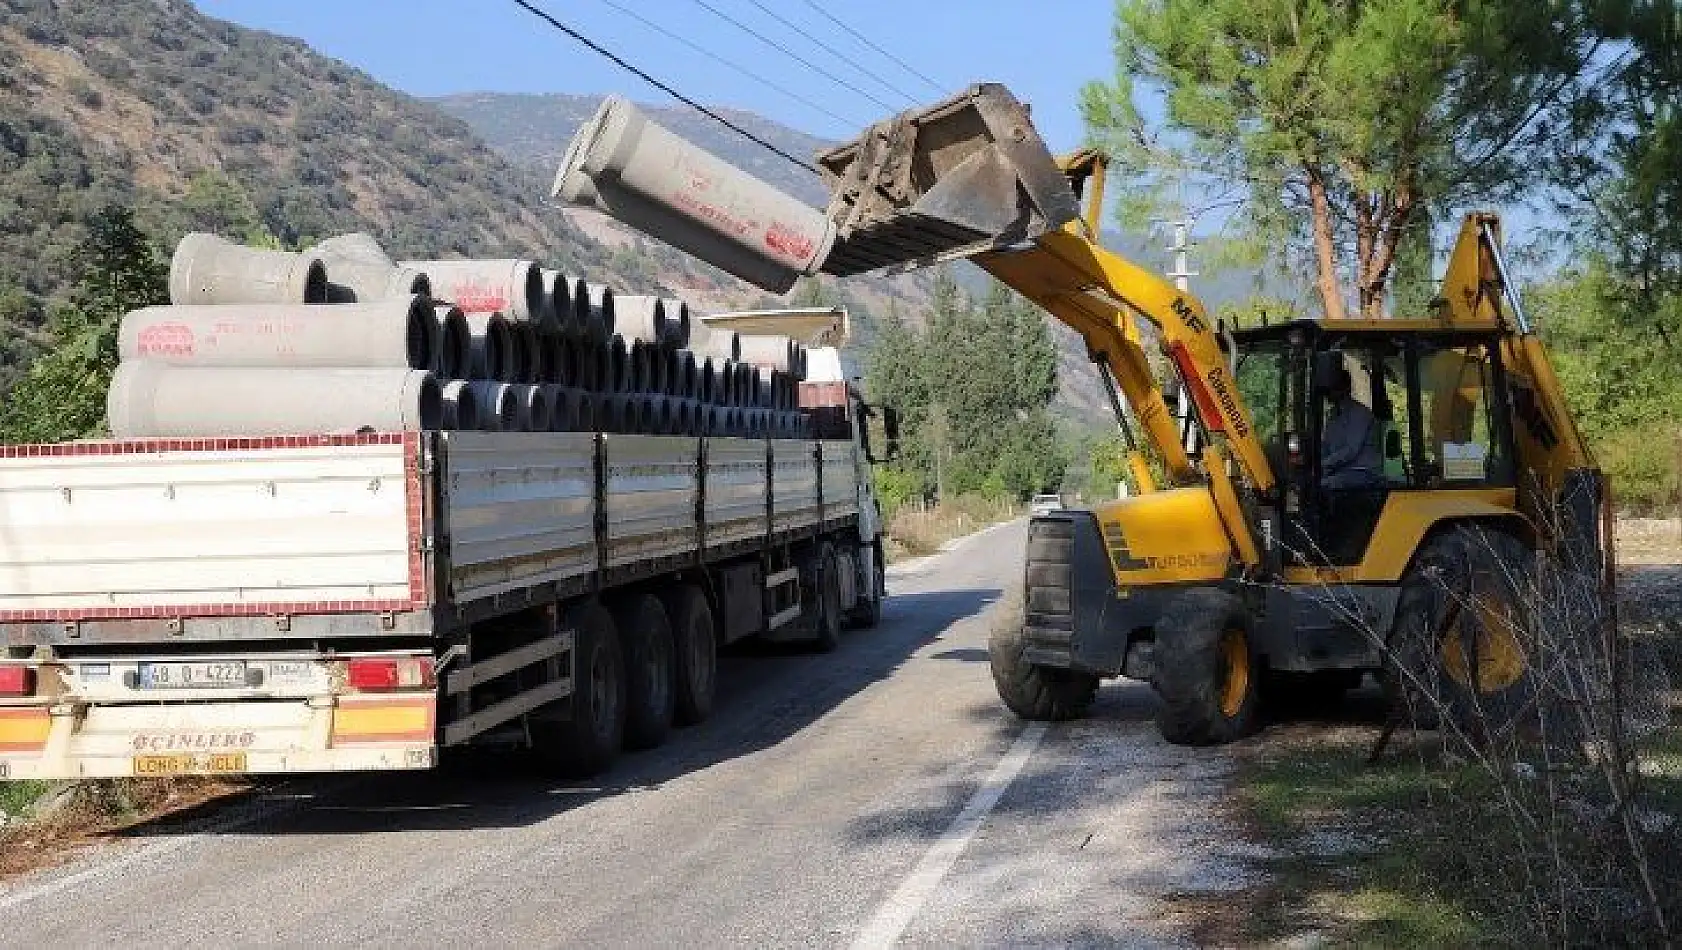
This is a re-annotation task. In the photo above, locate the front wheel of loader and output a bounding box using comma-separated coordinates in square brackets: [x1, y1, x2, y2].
[1386, 525, 1538, 746]
[1152, 588, 1261, 746]
[989, 622, 1098, 721]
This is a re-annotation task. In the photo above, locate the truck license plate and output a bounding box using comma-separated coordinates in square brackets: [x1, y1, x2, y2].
[137, 661, 247, 689]
[133, 752, 248, 775]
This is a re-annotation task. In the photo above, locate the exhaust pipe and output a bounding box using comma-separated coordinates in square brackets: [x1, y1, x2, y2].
[169, 232, 329, 305]
[109, 363, 440, 437]
[441, 379, 479, 430]
[403, 259, 546, 326]
[119, 297, 439, 371]
[464, 312, 514, 381]
[553, 96, 835, 294]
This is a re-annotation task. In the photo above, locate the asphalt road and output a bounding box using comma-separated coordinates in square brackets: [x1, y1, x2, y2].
[0, 520, 1256, 948]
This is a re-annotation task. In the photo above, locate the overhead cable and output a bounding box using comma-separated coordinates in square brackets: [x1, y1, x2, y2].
[796, 0, 947, 95]
[688, 0, 902, 113]
[740, 0, 919, 105]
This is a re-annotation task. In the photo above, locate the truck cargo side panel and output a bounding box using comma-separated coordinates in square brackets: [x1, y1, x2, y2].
[0, 435, 420, 620]
[771, 440, 820, 533]
[604, 435, 699, 567]
[705, 438, 768, 547]
[820, 441, 861, 519]
[442, 431, 596, 602]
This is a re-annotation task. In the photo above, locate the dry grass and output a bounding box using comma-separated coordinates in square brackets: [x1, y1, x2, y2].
[883, 494, 1020, 562]
[0, 777, 249, 880]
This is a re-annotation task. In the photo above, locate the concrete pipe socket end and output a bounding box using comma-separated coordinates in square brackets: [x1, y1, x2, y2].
[434, 306, 472, 379]
[608, 338, 631, 393]
[170, 232, 329, 306]
[402, 259, 545, 325]
[614, 295, 668, 346]
[582, 282, 617, 344]
[467, 381, 519, 432]
[516, 384, 550, 432]
[442, 379, 480, 431]
[551, 96, 835, 294]
[465, 312, 514, 381]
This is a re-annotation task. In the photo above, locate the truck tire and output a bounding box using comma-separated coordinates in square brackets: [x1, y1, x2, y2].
[1153, 587, 1261, 746]
[847, 546, 884, 629]
[529, 601, 623, 777]
[610, 592, 676, 750]
[806, 542, 844, 652]
[989, 619, 1098, 720]
[1386, 525, 1538, 745]
[660, 584, 717, 726]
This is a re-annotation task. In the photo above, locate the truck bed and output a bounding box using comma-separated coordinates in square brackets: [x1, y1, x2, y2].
[0, 431, 862, 646]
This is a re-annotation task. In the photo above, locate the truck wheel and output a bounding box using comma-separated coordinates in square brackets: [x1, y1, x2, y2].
[807, 542, 844, 652]
[847, 548, 884, 629]
[660, 584, 717, 726]
[1153, 588, 1261, 746]
[610, 592, 676, 750]
[1387, 526, 1537, 745]
[530, 601, 623, 777]
[989, 618, 1098, 720]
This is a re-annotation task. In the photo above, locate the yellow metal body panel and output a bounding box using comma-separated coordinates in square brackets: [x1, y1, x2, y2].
[1093, 487, 1232, 585]
[1282, 489, 1523, 585]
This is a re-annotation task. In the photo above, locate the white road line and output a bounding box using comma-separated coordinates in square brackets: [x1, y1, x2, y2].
[850, 721, 1048, 949]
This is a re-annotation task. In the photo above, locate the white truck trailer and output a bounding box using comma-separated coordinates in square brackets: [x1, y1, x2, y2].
[0, 313, 893, 781]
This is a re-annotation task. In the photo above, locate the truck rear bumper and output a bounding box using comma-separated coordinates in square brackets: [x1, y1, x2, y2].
[0, 695, 437, 781]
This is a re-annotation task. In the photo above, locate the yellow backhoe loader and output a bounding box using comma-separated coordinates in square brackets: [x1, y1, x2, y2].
[554, 84, 1613, 746]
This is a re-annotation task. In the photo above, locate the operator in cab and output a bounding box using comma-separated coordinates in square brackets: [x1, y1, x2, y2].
[1320, 367, 1384, 490]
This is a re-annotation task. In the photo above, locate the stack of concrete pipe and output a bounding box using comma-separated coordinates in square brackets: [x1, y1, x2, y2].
[107, 232, 815, 439]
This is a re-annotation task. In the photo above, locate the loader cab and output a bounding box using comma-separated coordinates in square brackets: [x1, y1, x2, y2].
[1232, 320, 1518, 566]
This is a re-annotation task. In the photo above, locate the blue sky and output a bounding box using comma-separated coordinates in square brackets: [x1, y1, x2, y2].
[192, 0, 1118, 153]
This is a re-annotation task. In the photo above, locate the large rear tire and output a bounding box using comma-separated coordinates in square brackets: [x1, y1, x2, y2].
[1153, 588, 1261, 746]
[529, 601, 624, 777]
[609, 592, 676, 750]
[806, 542, 843, 652]
[1386, 525, 1538, 745]
[660, 584, 717, 726]
[847, 544, 884, 629]
[989, 618, 1098, 721]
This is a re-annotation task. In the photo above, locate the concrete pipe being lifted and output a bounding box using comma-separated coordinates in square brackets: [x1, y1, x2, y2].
[464, 312, 514, 381]
[539, 268, 576, 335]
[552, 96, 835, 294]
[613, 295, 669, 346]
[433, 305, 472, 380]
[467, 381, 519, 432]
[169, 232, 329, 306]
[108, 363, 440, 438]
[119, 296, 439, 371]
[402, 259, 546, 327]
[441, 380, 479, 430]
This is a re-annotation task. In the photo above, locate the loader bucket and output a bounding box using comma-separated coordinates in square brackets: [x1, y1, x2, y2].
[815, 83, 1081, 277]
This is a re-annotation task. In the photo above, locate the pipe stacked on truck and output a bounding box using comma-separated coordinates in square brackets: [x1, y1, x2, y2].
[106, 232, 815, 439]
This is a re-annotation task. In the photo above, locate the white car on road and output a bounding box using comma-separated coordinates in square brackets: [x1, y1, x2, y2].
[1029, 493, 1064, 516]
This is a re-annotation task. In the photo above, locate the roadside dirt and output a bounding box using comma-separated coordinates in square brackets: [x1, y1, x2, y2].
[0, 778, 251, 881]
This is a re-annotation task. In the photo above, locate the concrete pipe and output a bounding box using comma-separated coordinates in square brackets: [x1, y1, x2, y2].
[504, 321, 540, 383]
[169, 232, 329, 306]
[659, 298, 692, 349]
[675, 349, 697, 399]
[627, 340, 653, 394]
[697, 358, 718, 406]
[619, 394, 644, 434]
[108, 363, 440, 438]
[312, 234, 431, 302]
[737, 363, 757, 408]
[552, 96, 835, 294]
[514, 384, 550, 432]
[704, 405, 723, 437]
[581, 282, 616, 344]
[441, 380, 479, 431]
[738, 333, 799, 374]
[689, 324, 741, 364]
[613, 295, 668, 346]
[401, 259, 545, 325]
[433, 305, 472, 380]
[606, 337, 631, 393]
[543, 334, 577, 386]
[312, 233, 391, 264]
[572, 388, 596, 432]
[467, 381, 519, 432]
[540, 268, 575, 335]
[595, 393, 623, 432]
[119, 297, 438, 371]
[754, 367, 775, 409]
[542, 385, 573, 432]
[465, 312, 514, 381]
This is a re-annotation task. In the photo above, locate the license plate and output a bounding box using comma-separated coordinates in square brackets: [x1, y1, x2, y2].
[133, 752, 248, 775]
[137, 661, 247, 689]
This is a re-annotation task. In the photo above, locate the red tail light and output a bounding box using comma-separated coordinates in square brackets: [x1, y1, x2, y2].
[345, 657, 434, 692]
[0, 665, 36, 697]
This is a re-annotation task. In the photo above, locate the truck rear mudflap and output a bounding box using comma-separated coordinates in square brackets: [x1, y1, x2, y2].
[0, 653, 437, 780]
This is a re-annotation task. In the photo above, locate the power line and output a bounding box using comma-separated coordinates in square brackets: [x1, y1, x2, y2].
[688, 0, 902, 113]
[796, 0, 946, 96]
[739, 0, 919, 106]
[585, 0, 867, 129]
[507, 0, 819, 175]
